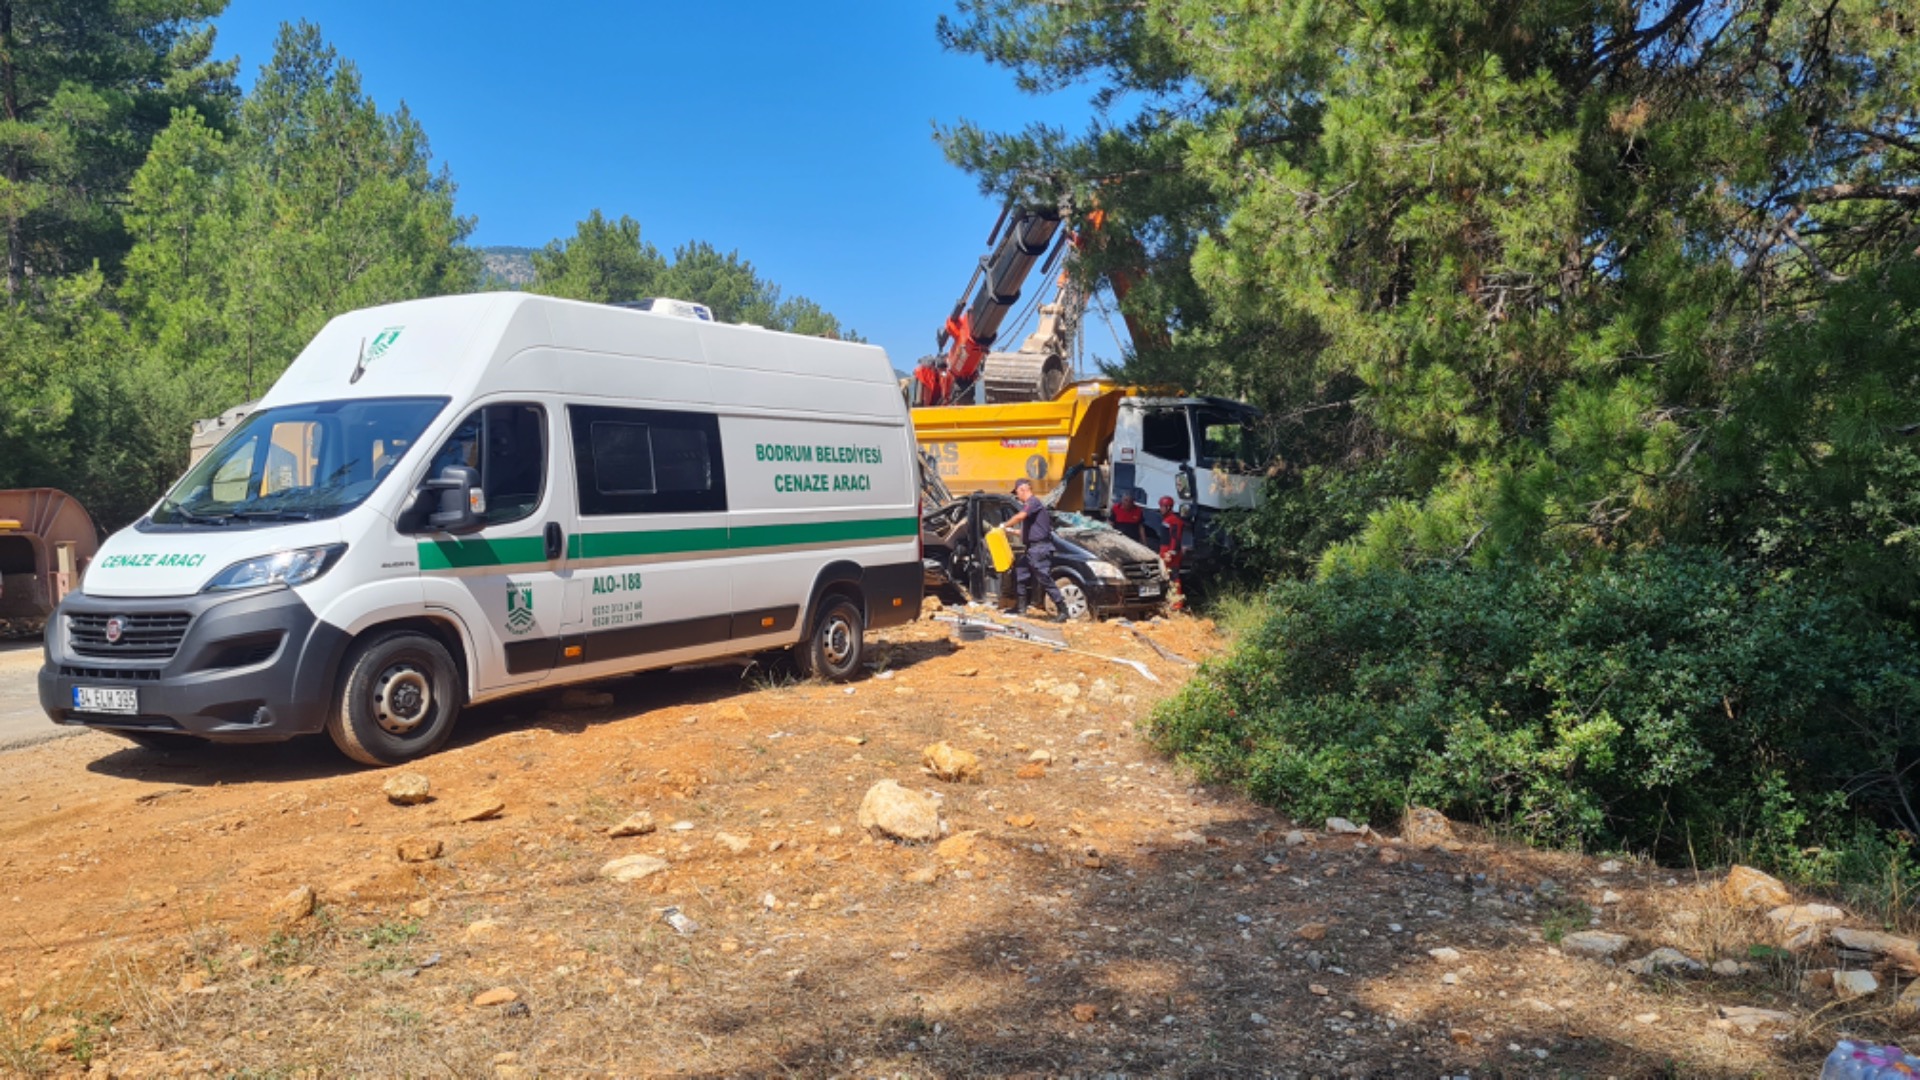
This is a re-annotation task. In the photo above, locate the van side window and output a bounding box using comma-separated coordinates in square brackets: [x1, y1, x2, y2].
[569, 405, 726, 515]
[425, 404, 547, 526]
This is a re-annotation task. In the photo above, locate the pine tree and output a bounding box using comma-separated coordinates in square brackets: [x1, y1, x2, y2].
[0, 0, 234, 295]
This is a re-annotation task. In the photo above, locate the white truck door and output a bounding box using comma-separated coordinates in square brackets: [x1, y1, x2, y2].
[416, 400, 570, 692]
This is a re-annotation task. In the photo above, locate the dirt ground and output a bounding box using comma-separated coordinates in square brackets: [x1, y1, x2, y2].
[0, 609, 1901, 1077]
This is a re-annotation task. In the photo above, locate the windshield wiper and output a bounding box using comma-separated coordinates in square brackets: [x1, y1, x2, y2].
[157, 498, 231, 526]
[231, 508, 321, 522]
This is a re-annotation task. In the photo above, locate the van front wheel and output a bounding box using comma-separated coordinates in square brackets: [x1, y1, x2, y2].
[327, 630, 462, 766]
[797, 597, 864, 682]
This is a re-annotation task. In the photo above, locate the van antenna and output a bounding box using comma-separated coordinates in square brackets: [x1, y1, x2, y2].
[350, 337, 368, 385]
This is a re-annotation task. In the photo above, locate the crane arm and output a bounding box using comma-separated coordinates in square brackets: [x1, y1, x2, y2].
[936, 207, 1066, 392]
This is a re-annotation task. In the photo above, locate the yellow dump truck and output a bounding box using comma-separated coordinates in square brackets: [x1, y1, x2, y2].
[912, 381, 1266, 571]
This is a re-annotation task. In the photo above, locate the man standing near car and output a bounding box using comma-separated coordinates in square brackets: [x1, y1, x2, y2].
[1000, 479, 1069, 621]
[1111, 489, 1146, 545]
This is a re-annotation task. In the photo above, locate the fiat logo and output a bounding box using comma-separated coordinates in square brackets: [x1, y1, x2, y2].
[104, 616, 128, 644]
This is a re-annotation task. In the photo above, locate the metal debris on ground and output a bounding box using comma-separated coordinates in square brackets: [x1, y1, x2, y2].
[1127, 627, 1196, 666]
[934, 613, 1159, 683]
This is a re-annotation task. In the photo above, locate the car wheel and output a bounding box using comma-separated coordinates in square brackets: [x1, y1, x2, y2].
[1053, 576, 1092, 621]
[327, 630, 462, 766]
[796, 596, 865, 681]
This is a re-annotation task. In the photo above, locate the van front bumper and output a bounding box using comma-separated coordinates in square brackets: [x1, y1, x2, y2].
[39, 586, 351, 743]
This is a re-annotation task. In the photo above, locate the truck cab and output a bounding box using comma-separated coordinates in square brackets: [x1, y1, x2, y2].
[1109, 396, 1265, 568]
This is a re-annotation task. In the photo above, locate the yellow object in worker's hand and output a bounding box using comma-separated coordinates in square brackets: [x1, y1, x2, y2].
[984, 527, 1014, 573]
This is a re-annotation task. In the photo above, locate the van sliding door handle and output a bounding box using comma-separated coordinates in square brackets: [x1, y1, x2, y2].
[544, 522, 564, 560]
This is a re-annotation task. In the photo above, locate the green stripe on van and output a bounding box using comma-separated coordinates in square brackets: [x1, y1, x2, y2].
[420, 516, 917, 572]
[729, 517, 919, 549]
[419, 535, 548, 570]
[574, 526, 731, 560]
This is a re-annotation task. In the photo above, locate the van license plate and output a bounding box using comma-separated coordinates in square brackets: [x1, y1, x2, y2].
[1139, 582, 1162, 598]
[72, 687, 138, 715]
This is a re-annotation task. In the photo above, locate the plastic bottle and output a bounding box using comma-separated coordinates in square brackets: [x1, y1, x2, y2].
[1822, 1041, 1920, 1080]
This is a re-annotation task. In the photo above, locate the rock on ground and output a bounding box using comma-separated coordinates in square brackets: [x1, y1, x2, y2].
[1898, 980, 1920, 1016]
[382, 772, 431, 806]
[1325, 817, 1365, 835]
[607, 811, 656, 837]
[1770, 902, 1844, 928]
[600, 855, 669, 882]
[921, 741, 981, 783]
[271, 884, 315, 925]
[396, 837, 444, 863]
[1627, 948, 1705, 977]
[1721, 864, 1791, 909]
[1561, 930, 1631, 959]
[472, 987, 519, 1007]
[858, 780, 941, 842]
[1717, 1006, 1794, 1034]
[1830, 927, 1920, 972]
[1832, 969, 1880, 1001]
[449, 795, 504, 823]
[1402, 806, 1455, 848]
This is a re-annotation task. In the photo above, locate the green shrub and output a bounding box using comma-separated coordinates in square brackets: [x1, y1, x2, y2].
[1148, 549, 1920, 878]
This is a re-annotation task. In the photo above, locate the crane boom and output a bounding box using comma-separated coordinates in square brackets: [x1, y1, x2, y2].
[925, 206, 1066, 405]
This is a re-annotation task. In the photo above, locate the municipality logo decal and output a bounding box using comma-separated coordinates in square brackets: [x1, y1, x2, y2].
[350, 326, 404, 384]
[505, 581, 535, 636]
[368, 327, 404, 360]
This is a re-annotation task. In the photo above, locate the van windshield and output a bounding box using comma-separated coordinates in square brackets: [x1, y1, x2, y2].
[151, 397, 449, 527]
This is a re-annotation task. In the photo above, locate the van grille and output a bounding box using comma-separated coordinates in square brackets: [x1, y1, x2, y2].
[68, 612, 191, 660]
[1122, 560, 1164, 582]
[60, 664, 163, 682]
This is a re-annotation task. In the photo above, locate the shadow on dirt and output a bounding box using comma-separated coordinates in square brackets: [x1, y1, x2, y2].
[606, 809, 1817, 1079]
[76, 636, 960, 785]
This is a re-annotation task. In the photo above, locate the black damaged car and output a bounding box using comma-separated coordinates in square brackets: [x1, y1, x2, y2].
[920, 484, 1169, 621]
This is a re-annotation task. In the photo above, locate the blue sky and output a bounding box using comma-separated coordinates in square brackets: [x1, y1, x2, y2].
[214, 2, 1125, 370]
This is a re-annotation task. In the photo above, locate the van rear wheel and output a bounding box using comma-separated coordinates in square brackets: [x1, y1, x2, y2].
[327, 630, 462, 766]
[796, 597, 864, 682]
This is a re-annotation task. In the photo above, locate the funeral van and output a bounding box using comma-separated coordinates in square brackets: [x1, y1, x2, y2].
[40, 293, 922, 765]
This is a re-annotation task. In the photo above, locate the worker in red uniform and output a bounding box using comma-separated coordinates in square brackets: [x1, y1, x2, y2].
[1157, 496, 1186, 579]
[1110, 490, 1145, 545]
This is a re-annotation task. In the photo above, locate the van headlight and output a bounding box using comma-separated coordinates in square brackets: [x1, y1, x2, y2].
[203, 545, 348, 592]
[1086, 559, 1127, 583]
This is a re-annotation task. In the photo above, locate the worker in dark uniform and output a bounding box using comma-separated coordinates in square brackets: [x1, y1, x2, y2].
[1000, 479, 1069, 621]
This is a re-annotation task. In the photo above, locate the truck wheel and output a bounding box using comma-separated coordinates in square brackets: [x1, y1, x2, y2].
[796, 596, 864, 681]
[1054, 576, 1093, 621]
[327, 630, 462, 766]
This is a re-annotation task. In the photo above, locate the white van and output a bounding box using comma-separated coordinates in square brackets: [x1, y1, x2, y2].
[40, 293, 922, 764]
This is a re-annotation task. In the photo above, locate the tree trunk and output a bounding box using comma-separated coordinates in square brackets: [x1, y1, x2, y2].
[1, 0, 21, 297]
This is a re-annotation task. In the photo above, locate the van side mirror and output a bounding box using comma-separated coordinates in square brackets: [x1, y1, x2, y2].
[422, 464, 484, 533]
[1175, 468, 1194, 500]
